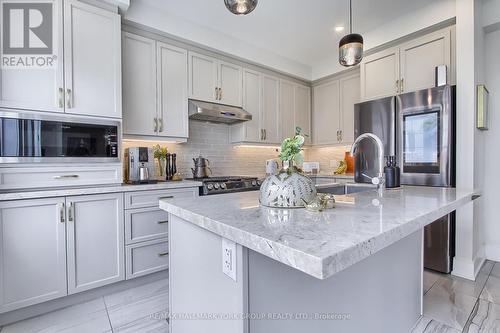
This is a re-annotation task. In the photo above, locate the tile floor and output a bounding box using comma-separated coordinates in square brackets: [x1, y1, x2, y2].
[413, 260, 500, 333]
[1, 262, 499, 333]
[0, 279, 169, 333]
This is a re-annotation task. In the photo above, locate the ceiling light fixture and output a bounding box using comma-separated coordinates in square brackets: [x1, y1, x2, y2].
[335, 26, 345, 32]
[338, 0, 363, 67]
[224, 0, 258, 15]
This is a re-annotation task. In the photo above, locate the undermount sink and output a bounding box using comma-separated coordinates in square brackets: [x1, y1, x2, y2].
[317, 183, 377, 195]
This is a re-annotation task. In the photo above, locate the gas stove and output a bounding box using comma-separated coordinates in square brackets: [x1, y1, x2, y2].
[188, 176, 262, 196]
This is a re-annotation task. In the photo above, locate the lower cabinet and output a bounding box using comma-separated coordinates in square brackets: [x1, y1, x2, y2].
[66, 193, 125, 294]
[126, 239, 169, 279]
[0, 198, 67, 313]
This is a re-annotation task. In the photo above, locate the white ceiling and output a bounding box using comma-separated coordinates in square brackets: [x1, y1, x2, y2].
[127, 0, 454, 79]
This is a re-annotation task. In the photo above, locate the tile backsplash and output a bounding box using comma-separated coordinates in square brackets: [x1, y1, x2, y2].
[123, 121, 351, 179]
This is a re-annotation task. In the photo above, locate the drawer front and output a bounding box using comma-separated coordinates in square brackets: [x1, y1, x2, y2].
[125, 207, 168, 245]
[0, 164, 122, 190]
[124, 188, 198, 209]
[126, 239, 169, 279]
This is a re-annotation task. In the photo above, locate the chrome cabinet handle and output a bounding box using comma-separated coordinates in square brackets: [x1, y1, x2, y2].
[157, 220, 168, 224]
[396, 80, 400, 94]
[260, 129, 263, 140]
[54, 175, 79, 179]
[58, 88, 64, 108]
[68, 202, 74, 222]
[159, 118, 164, 132]
[400, 78, 404, 93]
[219, 88, 222, 101]
[339, 130, 343, 142]
[59, 202, 65, 223]
[215, 87, 219, 100]
[154, 118, 158, 132]
[263, 129, 267, 141]
[66, 89, 72, 108]
[159, 196, 174, 200]
[158, 251, 169, 257]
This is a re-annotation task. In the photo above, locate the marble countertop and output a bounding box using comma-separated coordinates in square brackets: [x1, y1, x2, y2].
[0, 180, 203, 201]
[311, 173, 355, 179]
[160, 186, 479, 280]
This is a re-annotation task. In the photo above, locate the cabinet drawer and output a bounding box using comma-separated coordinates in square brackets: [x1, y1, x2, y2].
[124, 188, 198, 209]
[0, 164, 122, 190]
[126, 239, 169, 279]
[125, 207, 168, 245]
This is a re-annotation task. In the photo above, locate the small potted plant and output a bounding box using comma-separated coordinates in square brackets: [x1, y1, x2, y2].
[153, 145, 168, 178]
[259, 128, 317, 208]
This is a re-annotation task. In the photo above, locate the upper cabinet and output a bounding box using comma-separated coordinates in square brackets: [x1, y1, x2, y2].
[294, 84, 311, 144]
[279, 80, 312, 143]
[122, 32, 188, 140]
[260, 75, 280, 144]
[312, 73, 360, 145]
[188, 52, 242, 107]
[360, 27, 453, 101]
[0, 0, 121, 118]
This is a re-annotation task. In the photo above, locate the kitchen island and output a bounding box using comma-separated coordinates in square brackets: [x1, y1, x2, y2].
[160, 186, 479, 333]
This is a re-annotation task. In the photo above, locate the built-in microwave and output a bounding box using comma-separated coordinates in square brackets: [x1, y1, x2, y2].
[0, 110, 120, 163]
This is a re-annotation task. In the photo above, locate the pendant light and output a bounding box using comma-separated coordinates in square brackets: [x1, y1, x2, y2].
[224, 0, 258, 15]
[339, 0, 363, 67]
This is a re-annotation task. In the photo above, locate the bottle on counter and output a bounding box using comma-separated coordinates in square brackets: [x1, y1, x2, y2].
[172, 153, 177, 176]
[166, 153, 171, 181]
[385, 156, 400, 188]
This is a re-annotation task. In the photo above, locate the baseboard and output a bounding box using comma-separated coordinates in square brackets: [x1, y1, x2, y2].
[0, 270, 168, 327]
[485, 244, 500, 262]
[452, 246, 485, 281]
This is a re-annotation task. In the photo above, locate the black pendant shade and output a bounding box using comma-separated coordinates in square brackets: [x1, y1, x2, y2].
[224, 0, 258, 15]
[339, 0, 364, 67]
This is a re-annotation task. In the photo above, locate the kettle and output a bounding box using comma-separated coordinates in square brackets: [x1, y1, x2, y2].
[139, 165, 150, 183]
[191, 155, 212, 179]
[266, 159, 279, 175]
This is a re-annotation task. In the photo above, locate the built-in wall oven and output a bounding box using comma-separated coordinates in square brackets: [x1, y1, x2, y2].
[0, 110, 120, 163]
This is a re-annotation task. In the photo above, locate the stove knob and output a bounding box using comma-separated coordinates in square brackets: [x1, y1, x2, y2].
[214, 183, 220, 189]
[251, 180, 257, 186]
[257, 180, 262, 186]
[220, 183, 227, 189]
[207, 184, 214, 190]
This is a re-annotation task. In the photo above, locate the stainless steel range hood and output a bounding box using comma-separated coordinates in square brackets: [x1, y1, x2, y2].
[188, 99, 252, 124]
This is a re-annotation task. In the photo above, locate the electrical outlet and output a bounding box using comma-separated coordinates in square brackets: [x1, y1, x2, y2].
[222, 238, 237, 281]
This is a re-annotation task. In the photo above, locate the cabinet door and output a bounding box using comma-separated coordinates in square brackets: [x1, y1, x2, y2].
[360, 47, 400, 101]
[280, 80, 295, 141]
[188, 52, 218, 103]
[294, 84, 311, 144]
[400, 28, 451, 93]
[0, 0, 64, 113]
[66, 193, 124, 294]
[122, 33, 157, 137]
[63, 0, 121, 118]
[218, 61, 243, 107]
[313, 80, 340, 145]
[339, 74, 360, 143]
[0, 198, 67, 313]
[157, 42, 188, 138]
[261, 75, 280, 144]
[239, 69, 262, 142]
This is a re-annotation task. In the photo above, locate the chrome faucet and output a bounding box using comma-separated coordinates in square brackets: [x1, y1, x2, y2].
[350, 133, 385, 190]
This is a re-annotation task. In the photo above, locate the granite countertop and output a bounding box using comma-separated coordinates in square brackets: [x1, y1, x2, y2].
[160, 186, 479, 280]
[0, 180, 203, 201]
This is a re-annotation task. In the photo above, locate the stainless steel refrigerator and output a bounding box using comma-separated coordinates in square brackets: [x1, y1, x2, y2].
[354, 85, 456, 273]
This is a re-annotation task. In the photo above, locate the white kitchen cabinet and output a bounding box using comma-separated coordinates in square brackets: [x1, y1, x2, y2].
[0, 0, 121, 118]
[188, 52, 243, 107]
[123, 33, 188, 139]
[188, 52, 219, 103]
[157, 42, 188, 138]
[312, 73, 359, 145]
[122, 33, 157, 137]
[63, 0, 121, 118]
[0, 198, 67, 313]
[313, 80, 340, 145]
[339, 74, 360, 143]
[280, 80, 295, 141]
[231, 69, 262, 143]
[294, 84, 311, 144]
[361, 27, 454, 101]
[66, 193, 124, 294]
[400, 28, 451, 94]
[261, 75, 280, 144]
[360, 47, 400, 101]
[218, 61, 243, 106]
